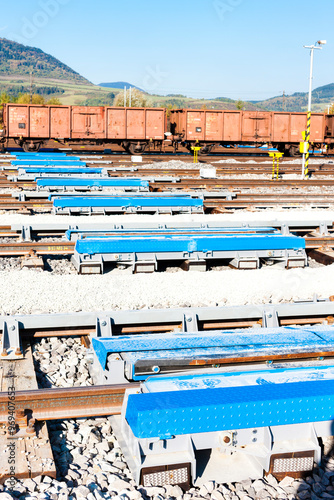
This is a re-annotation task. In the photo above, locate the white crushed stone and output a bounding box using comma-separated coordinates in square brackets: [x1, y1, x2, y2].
[0, 264, 334, 316]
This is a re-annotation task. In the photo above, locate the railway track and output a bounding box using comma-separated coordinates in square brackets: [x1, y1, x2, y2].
[1, 196, 334, 213]
[0, 195, 332, 211]
[0, 227, 333, 256]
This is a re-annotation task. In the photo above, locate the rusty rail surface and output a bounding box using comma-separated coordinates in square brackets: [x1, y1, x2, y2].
[0, 384, 139, 422]
[0, 241, 75, 256]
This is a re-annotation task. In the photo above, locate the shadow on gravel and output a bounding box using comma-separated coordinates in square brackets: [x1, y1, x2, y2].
[32, 343, 53, 389]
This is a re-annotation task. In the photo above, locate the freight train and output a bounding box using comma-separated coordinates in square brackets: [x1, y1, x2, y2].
[1, 103, 334, 155]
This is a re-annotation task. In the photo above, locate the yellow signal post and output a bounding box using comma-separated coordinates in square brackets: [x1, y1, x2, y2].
[268, 152, 284, 180]
[191, 146, 201, 164]
[301, 120, 311, 178]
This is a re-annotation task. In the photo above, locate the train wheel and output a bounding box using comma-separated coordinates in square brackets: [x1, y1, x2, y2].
[127, 143, 147, 155]
[289, 145, 300, 157]
[22, 142, 42, 152]
[198, 144, 215, 156]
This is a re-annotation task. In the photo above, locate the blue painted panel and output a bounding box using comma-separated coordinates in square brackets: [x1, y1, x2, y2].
[92, 325, 330, 369]
[126, 379, 334, 438]
[14, 154, 77, 159]
[36, 177, 149, 187]
[13, 153, 67, 157]
[75, 233, 304, 255]
[143, 365, 334, 393]
[54, 196, 203, 209]
[65, 227, 276, 240]
[51, 192, 194, 201]
[13, 160, 86, 166]
[22, 167, 104, 174]
[55, 192, 192, 198]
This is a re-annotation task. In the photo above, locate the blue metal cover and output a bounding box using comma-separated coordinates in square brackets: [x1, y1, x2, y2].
[22, 167, 104, 174]
[126, 379, 334, 439]
[92, 325, 330, 369]
[13, 160, 86, 166]
[37, 178, 149, 187]
[75, 232, 304, 256]
[143, 365, 334, 393]
[54, 196, 203, 209]
[12, 152, 68, 157]
[14, 154, 78, 159]
[65, 226, 276, 240]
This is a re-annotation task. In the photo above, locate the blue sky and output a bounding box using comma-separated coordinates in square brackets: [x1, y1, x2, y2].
[1, 0, 333, 100]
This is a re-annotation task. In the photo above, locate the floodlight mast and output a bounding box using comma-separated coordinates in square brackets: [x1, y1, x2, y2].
[301, 40, 326, 178]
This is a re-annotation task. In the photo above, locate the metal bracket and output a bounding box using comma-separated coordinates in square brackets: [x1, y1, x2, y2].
[280, 224, 290, 236]
[0, 319, 23, 359]
[182, 312, 199, 332]
[318, 222, 329, 236]
[20, 225, 32, 242]
[96, 317, 113, 337]
[261, 309, 279, 328]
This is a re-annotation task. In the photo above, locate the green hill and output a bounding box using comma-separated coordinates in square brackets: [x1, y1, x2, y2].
[0, 38, 120, 105]
[252, 83, 334, 112]
[99, 81, 145, 92]
[0, 38, 89, 82]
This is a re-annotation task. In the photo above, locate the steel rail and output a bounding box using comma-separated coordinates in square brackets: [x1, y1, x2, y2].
[0, 241, 75, 255]
[0, 384, 139, 422]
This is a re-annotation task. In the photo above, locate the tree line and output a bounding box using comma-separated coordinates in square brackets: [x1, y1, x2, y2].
[0, 92, 62, 105]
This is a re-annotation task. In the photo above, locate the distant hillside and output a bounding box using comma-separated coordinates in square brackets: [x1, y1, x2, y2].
[98, 81, 144, 92]
[0, 38, 119, 105]
[0, 38, 89, 83]
[252, 83, 334, 112]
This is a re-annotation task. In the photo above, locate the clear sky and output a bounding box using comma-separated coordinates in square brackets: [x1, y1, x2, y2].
[1, 0, 333, 100]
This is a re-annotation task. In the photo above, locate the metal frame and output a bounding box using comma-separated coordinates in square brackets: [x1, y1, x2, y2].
[2, 295, 334, 332]
[10, 219, 333, 237]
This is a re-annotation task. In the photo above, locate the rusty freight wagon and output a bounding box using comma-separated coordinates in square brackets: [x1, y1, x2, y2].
[0, 104, 167, 153]
[170, 109, 329, 156]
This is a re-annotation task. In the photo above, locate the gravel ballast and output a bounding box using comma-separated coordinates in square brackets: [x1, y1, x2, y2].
[0, 264, 333, 316]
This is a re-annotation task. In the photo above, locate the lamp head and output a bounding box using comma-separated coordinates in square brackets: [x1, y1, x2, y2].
[317, 40, 327, 45]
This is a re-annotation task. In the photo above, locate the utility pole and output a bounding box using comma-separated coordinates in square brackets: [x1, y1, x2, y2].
[282, 90, 286, 111]
[124, 86, 126, 107]
[129, 87, 132, 107]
